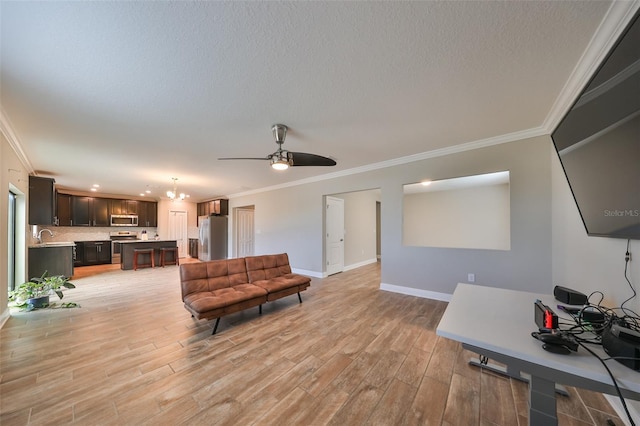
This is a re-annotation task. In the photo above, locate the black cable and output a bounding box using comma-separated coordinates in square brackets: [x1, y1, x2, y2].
[589, 291, 605, 305]
[621, 239, 636, 317]
[577, 341, 636, 426]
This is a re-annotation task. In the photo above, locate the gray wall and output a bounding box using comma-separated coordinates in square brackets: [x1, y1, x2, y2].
[382, 135, 552, 295]
[230, 134, 553, 295]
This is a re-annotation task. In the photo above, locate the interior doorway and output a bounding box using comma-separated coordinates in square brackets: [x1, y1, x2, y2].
[168, 210, 188, 258]
[326, 189, 380, 273]
[234, 206, 255, 258]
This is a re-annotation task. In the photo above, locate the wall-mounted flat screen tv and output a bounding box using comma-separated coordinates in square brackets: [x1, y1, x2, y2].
[551, 10, 640, 240]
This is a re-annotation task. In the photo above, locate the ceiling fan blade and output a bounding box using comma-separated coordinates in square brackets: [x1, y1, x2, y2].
[290, 152, 336, 167]
[218, 157, 270, 161]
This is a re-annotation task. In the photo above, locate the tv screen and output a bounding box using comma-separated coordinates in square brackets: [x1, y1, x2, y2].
[552, 11, 640, 240]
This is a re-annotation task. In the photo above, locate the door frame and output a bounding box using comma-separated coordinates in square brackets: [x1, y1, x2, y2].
[168, 210, 188, 258]
[324, 195, 345, 276]
[234, 206, 255, 258]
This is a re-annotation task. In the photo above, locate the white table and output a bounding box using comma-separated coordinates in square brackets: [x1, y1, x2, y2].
[436, 283, 640, 425]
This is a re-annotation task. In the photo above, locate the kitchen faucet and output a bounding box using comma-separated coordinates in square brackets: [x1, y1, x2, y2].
[37, 228, 54, 244]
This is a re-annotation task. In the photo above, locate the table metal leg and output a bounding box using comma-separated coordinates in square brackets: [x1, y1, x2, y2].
[529, 375, 558, 426]
[469, 358, 569, 396]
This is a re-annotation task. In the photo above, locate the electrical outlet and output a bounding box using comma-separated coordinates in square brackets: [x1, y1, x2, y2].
[468, 273, 475, 283]
[626, 251, 632, 262]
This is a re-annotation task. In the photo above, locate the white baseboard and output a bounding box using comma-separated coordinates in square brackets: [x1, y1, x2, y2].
[0, 308, 10, 329]
[291, 268, 324, 279]
[380, 283, 452, 302]
[344, 258, 378, 272]
[293, 258, 378, 279]
[605, 394, 639, 426]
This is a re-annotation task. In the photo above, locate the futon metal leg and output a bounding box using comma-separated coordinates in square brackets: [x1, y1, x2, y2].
[297, 292, 302, 303]
[212, 317, 220, 335]
[259, 305, 263, 315]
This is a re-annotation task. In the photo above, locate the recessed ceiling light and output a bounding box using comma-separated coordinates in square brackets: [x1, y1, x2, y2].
[145, 190, 151, 194]
[93, 184, 100, 188]
[140, 193, 145, 196]
[90, 188, 97, 192]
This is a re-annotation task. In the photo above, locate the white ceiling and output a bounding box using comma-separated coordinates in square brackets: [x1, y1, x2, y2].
[1, 1, 636, 202]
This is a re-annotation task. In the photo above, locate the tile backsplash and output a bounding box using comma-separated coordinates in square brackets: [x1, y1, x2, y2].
[31, 226, 158, 244]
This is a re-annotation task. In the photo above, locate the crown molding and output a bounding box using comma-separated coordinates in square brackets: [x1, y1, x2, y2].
[227, 126, 547, 199]
[542, 0, 640, 134]
[0, 107, 34, 174]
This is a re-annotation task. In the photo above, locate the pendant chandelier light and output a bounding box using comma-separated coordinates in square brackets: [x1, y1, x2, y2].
[166, 177, 187, 201]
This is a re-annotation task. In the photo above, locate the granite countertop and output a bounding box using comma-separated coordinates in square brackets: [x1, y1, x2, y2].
[29, 242, 76, 248]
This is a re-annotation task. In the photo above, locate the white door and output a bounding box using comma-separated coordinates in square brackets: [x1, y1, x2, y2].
[235, 208, 255, 258]
[325, 196, 344, 275]
[169, 211, 188, 258]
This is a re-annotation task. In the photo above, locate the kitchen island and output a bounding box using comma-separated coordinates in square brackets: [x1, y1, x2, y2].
[119, 240, 178, 270]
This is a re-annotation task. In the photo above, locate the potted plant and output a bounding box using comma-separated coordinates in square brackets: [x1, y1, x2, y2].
[9, 271, 77, 311]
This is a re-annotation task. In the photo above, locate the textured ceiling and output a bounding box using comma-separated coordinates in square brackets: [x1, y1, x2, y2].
[0, 1, 629, 201]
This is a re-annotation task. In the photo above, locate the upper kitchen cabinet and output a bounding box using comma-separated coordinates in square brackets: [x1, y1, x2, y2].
[93, 198, 110, 226]
[29, 176, 55, 225]
[197, 199, 229, 216]
[138, 201, 157, 227]
[111, 199, 138, 215]
[54, 193, 155, 227]
[56, 192, 72, 226]
[71, 196, 110, 227]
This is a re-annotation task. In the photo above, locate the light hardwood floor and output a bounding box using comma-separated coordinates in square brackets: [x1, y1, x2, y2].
[1, 260, 622, 425]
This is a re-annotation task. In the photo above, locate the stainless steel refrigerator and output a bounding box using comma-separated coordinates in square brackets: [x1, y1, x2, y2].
[198, 215, 228, 261]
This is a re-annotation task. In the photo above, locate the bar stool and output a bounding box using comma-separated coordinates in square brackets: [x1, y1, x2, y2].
[159, 247, 179, 267]
[133, 248, 154, 270]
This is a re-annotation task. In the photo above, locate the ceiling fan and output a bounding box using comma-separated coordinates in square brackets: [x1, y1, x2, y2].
[218, 124, 337, 170]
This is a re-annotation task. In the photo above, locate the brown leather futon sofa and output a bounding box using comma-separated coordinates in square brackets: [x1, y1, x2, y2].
[179, 253, 311, 334]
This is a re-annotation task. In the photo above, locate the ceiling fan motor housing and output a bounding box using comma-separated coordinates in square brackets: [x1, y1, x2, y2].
[272, 124, 288, 144]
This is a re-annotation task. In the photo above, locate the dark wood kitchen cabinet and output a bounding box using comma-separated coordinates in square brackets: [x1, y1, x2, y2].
[125, 200, 138, 215]
[75, 241, 111, 265]
[56, 194, 152, 227]
[29, 245, 74, 278]
[110, 199, 138, 215]
[71, 197, 90, 226]
[110, 199, 124, 215]
[188, 238, 199, 258]
[197, 199, 228, 216]
[71, 197, 110, 227]
[138, 201, 157, 227]
[29, 176, 55, 225]
[93, 198, 110, 226]
[55, 192, 72, 226]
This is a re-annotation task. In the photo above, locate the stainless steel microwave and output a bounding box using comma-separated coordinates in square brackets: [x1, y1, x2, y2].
[110, 214, 138, 227]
